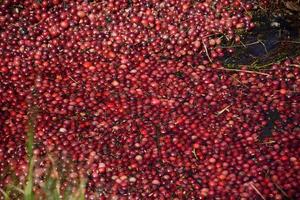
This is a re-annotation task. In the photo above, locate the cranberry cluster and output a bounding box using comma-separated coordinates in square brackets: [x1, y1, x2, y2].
[0, 0, 299, 199]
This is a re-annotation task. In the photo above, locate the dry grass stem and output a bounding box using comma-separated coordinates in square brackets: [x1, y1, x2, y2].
[249, 182, 266, 200]
[217, 105, 231, 116]
[202, 41, 212, 63]
[217, 68, 271, 76]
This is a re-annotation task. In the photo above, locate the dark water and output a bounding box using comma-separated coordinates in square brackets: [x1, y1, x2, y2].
[221, 12, 300, 66]
[259, 109, 281, 141]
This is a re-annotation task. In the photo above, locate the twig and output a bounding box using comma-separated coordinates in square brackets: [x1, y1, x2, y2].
[202, 32, 222, 39]
[237, 0, 252, 16]
[231, 75, 243, 85]
[249, 182, 266, 200]
[217, 68, 271, 76]
[68, 75, 79, 84]
[240, 40, 247, 48]
[192, 148, 199, 161]
[282, 40, 300, 44]
[90, 0, 105, 6]
[217, 105, 231, 116]
[250, 59, 259, 66]
[248, 56, 288, 69]
[290, 64, 300, 68]
[258, 40, 268, 54]
[221, 41, 260, 49]
[202, 41, 212, 63]
[272, 181, 289, 198]
[262, 140, 276, 144]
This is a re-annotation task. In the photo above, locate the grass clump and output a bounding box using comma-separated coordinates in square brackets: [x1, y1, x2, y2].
[0, 107, 86, 200]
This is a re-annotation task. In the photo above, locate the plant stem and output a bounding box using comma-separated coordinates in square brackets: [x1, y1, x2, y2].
[249, 182, 266, 200]
[217, 68, 271, 76]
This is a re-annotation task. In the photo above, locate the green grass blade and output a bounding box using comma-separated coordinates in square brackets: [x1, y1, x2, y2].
[78, 180, 85, 200]
[7, 185, 24, 194]
[43, 177, 60, 200]
[67, 179, 86, 200]
[26, 111, 35, 161]
[24, 156, 34, 200]
[0, 188, 10, 200]
[23, 106, 38, 200]
[62, 186, 72, 200]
